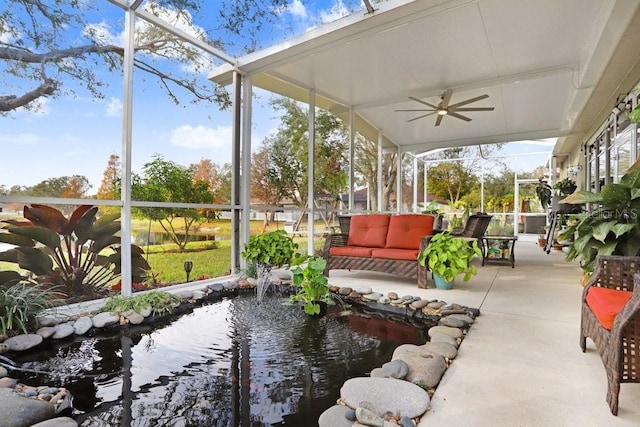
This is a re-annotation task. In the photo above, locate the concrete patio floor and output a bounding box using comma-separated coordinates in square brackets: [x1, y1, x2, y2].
[327, 235, 640, 426]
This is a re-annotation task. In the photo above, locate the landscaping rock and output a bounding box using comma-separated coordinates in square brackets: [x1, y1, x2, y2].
[429, 332, 459, 348]
[35, 327, 56, 340]
[0, 367, 7, 378]
[448, 313, 474, 325]
[340, 377, 429, 419]
[4, 334, 43, 352]
[125, 312, 145, 325]
[91, 312, 119, 329]
[318, 405, 354, 427]
[174, 290, 193, 299]
[363, 292, 383, 301]
[52, 323, 74, 340]
[356, 287, 372, 295]
[369, 367, 386, 378]
[72, 317, 93, 335]
[422, 341, 458, 360]
[0, 387, 55, 427]
[438, 316, 467, 328]
[392, 344, 448, 389]
[208, 283, 224, 292]
[223, 281, 239, 290]
[37, 314, 68, 327]
[381, 359, 409, 379]
[410, 300, 429, 309]
[30, 417, 78, 427]
[428, 325, 463, 339]
[0, 377, 17, 388]
[356, 407, 385, 426]
[338, 287, 352, 295]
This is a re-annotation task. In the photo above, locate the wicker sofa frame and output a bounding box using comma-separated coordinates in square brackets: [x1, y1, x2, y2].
[322, 232, 431, 287]
[580, 255, 640, 415]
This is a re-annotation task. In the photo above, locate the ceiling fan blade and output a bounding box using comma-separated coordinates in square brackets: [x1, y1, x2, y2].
[407, 112, 437, 122]
[451, 107, 495, 112]
[440, 89, 453, 108]
[408, 96, 439, 109]
[448, 94, 489, 108]
[394, 109, 434, 112]
[435, 114, 444, 127]
[447, 111, 472, 122]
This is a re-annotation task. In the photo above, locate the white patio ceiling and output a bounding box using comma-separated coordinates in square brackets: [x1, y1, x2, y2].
[210, 0, 640, 157]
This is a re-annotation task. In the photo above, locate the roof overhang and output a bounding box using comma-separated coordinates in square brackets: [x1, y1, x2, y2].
[210, 0, 640, 156]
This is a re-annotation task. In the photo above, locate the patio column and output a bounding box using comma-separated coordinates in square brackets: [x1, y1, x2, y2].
[396, 147, 402, 213]
[307, 89, 316, 256]
[240, 76, 253, 270]
[413, 155, 418, 212]
[119, 6, 136, 297]
[377, 131, 383, 212]
[348, 108, 355, 212]
[231, 71, 242, 273]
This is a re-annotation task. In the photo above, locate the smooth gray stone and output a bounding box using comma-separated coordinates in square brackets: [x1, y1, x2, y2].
[0, 388, 55, 427]
[0, 377, 17, 388]
[318, 405, 353, 427]
[91, 312, 119, 329]
[355, 287, 372, 295]
[410, 299, 429, 309]
[36, 314, 68, 327]
[427, 301, 446, 309]
[208, 283, 224, 292]
[377, 296, 390, 304]
[223, 281, 239, 290]
[125, 312, 145, 325]
[429, 332, 459, 348]
[438, 316, 467, 328]
[35, 327, 56, 339]
[174, 290, 193, 299]
[0, 344, 7, 354]
[30, 417, 78, 427]
[392, 344, 448, 389]
[369, 367, 387, 378]
[0, 366, 7, 378]
[139, 307, 152, 317]
[4, 334, 43, 351]
[356, 407, 384, 427]
[428, 325, 463, 339]
[448, 313, 474, 324]
[422, 341, 458, 359]
[192, 290, 205, 300]
[363, 292, 383, 301]
[52, 323, 74, 339]
[72, 317, 93, 335]
[381, 359, 409, 379]
[399, 416, 415, 427]
[340, 377, 429, 419]
[338, 287, 352, 295]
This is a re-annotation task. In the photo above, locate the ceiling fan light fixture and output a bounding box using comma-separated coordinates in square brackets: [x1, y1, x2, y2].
[437, 109, 448, 115]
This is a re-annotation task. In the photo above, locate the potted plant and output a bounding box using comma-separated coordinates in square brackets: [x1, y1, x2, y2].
[535, 178, 553, 210]
[241, 230, 299, 272]
[559, 158, 640, 275]
[553, 177, 577, 196]
[289, 257, 335, 315]
[417, 232, 481, 289]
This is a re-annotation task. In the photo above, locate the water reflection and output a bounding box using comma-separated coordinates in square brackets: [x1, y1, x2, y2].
[14, 294, 430, 426]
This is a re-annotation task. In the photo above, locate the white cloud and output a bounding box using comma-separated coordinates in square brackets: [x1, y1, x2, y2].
[0, 133, 40, 145]
[106, 97, 123, 117]
[288, 0, 308, 18]
[318, 0, 351, 25]
[170, 124, 231, 149]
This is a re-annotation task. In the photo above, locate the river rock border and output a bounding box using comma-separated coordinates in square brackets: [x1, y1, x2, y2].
[0, 278, 479, 427]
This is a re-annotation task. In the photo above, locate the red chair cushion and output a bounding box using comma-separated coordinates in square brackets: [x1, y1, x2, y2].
[385, 214, 435, 250]
[347, 214, 390, 248]
[370, 248, 419, 261]
[329, 246, 374, 257]
[585, 286, 633, 330]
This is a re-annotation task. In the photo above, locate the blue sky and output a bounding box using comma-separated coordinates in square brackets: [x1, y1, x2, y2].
[0, 0, 550, 194]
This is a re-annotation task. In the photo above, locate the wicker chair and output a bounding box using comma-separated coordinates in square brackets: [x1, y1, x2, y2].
[452, 212, 492, 239]
[580, 255, 640, 415]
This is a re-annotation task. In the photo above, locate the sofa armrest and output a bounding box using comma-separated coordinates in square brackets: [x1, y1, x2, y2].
[419, 235, 434, 254]
[323, 233, 349, 257]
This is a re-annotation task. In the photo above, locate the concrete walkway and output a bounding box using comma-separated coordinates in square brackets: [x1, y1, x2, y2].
[327, 236, 640, 426]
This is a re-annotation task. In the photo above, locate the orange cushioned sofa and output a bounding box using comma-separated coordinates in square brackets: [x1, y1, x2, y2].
[322, 214, 435, 288]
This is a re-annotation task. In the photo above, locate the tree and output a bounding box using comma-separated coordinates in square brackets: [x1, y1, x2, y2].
[97, 153, 121, 200]
[1, 0, 294, 114]
[131, 154, 214, 251]
[353, 135, 400, 211]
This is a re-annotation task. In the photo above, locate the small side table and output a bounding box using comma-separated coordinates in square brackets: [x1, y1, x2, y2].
[479, 235, 517, 268]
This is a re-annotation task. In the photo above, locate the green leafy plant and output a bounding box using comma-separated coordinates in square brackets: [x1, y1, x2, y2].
[101, 290, 182, 316]
[289, 257, 335, 315]
[0, 204, 150, 302]
[559, 159, 640, 273]
[418, 232, 481, 283]
[553, 177, 577, 195]
[535, 178, 553, 210]
[241, 230, 299, 269]
[0, 281, 62, 336]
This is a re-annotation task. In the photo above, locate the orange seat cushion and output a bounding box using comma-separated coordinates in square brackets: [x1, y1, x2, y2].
[329, 246, 374, 257]
[585, 286, 633, 330]
[347, 214, 390, 248]
[370, 248, 419, 261]
[385, 214, 435, 250]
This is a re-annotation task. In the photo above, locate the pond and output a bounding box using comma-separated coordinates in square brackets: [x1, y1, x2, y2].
[12, 290, 433, 426]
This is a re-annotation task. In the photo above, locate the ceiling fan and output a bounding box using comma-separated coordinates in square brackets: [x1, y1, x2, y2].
[395, 89, 494, 126]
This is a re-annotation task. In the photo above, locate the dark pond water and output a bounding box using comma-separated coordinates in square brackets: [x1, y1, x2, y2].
[12, 292, 432, 426]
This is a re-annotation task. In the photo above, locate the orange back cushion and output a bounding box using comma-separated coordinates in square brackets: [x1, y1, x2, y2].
[385, 214, 435, 250]
[347, 214, 390, 248]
